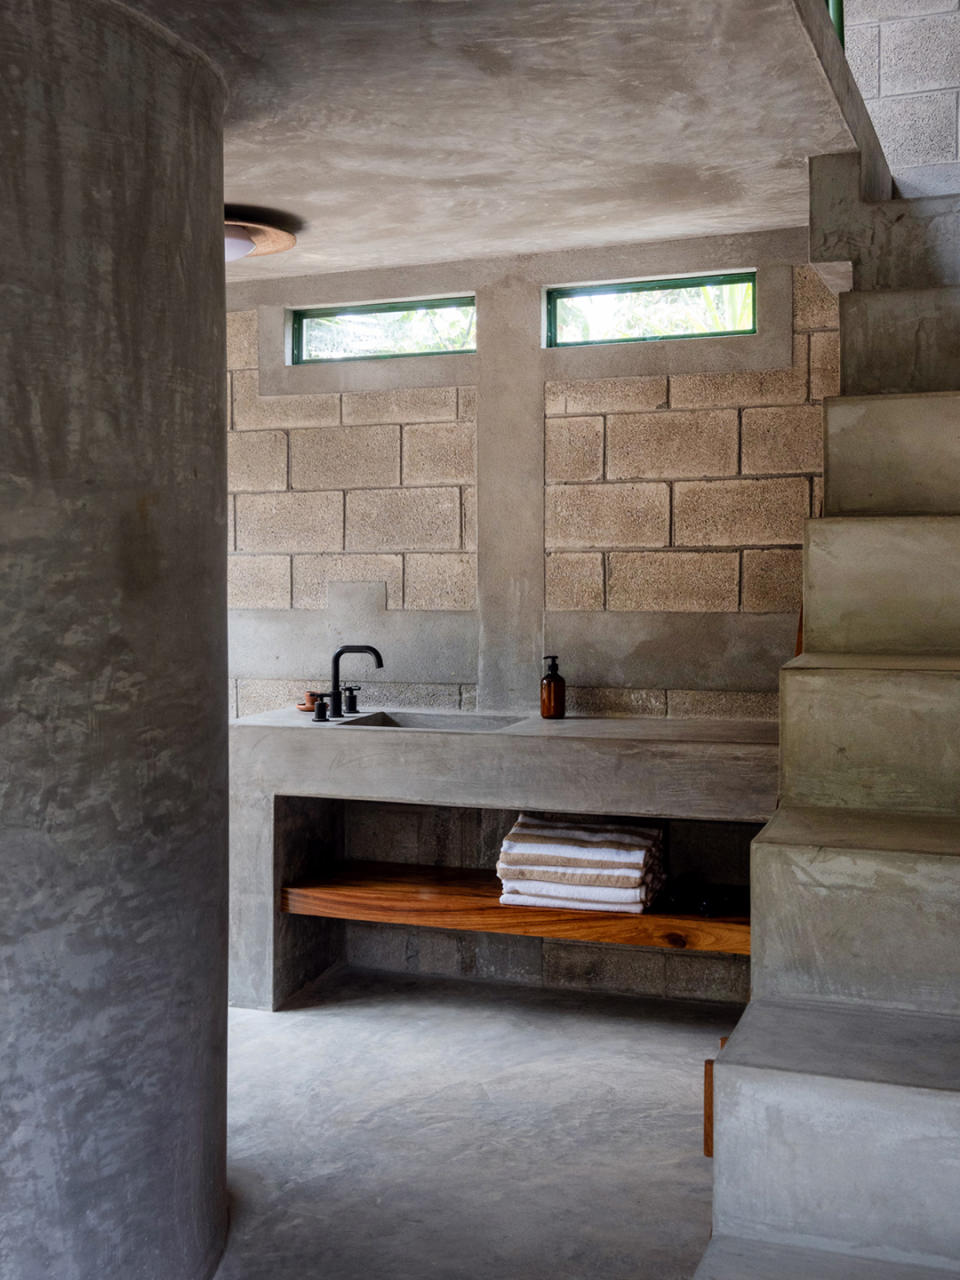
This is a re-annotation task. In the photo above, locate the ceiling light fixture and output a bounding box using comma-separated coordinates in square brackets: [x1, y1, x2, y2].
[224, 218, 296, 263]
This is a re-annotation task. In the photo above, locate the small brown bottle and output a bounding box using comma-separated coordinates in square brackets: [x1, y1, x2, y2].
[541, 655, 566, 719]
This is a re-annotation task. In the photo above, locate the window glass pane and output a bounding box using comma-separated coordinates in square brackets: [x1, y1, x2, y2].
[549, 275, 755, 346]
[296, 297, 476, 362]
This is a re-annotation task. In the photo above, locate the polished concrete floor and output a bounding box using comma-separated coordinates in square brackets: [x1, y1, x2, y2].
[216, 969, 741, 1280]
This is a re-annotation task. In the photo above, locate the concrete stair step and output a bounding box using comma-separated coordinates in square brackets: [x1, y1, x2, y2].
[712, 999, 960, 1271]
[841, 287, 960, 396]
[824, 393, 960, 517]
[751, 805, 960, 1014]
[805, 517, 960, 653]
[781, 653, 960, 816]
[695, 1235, 957, 1280]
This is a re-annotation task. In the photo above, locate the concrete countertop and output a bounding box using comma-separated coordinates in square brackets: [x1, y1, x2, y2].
[230, 709, 779, 823]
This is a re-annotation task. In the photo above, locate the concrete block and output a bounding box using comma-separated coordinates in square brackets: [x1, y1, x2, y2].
[809, 330, 841, 401]
[545, 482, 670, 550]
[237, 679, 311, 717]
[673, 478, 808, 547]
[792, 265, 840, 331]
[457, 385, 477, 420]
[544, 416, 604, 482]
[226, 309, 258, 370]
[544, 551, 604, 610]
[846, 24, 880, 99]
[740, 406, 823, 475]
[805, 516, 960, 651]
[752, 805, 960, 1013]
[606, 410, 738, 480]
[895, 160, 960, 196]
[227, 494, 235, 551]
[881, 11, 960, 95]
[542, 940, 667, 998]
[664, 952, 750, 1003]
[607, 550, 739, 612]
[228, 429, 288, 493]
[868, 90, 958, 166]
[462, 486, 477, 551]
[236, 491, 344, 553]
[338, 681, 463, 710]
[403, 421, 475, 485]
[781, 653, 960, 814]
[666, 690, 779, 719]
[741, 548, 803, 612]
[292, 553, 403, 609]
[549, 376, 668, 415]
[233, 368, 339, 430]
[404, 553, 477, 610]
[841, 287, 960, 394]
[345, 487, 460, 552]
[714, 1001, 960, 1268]
[290, 424, 400, 490]
[341, 386, 456, 425]
[566, 687, 667, 716]
[824, 392, 960, 515]
[454, 931, 543, 985]
[460, 685, 478, 711]
[669, 337, 808, 409]
[544, 381, 566, 415]
[812, 475, 823, 516]
[228, 555, 290, 610]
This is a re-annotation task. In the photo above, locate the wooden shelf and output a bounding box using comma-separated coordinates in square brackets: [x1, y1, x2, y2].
[281, 862, 750, 955]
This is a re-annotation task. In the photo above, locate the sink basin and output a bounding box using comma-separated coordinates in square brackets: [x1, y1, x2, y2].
[335, 711, 523, 732]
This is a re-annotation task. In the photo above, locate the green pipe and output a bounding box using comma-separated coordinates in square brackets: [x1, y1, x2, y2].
[827, 0, 844, 46]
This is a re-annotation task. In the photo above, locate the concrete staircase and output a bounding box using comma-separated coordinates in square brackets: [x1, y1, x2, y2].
[696, 162, 960, 1278]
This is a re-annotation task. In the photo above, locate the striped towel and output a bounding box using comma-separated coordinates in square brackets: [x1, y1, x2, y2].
[498, 814, 665, 914]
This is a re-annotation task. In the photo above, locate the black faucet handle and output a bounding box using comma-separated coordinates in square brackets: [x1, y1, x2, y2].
[311, 693, 331, 723]
[342, 685, 361, 714]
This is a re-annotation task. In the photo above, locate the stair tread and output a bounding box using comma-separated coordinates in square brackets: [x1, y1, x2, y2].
[696, 1235, 958, 1279]
[788, 652, 960, 672]
[721, 999, 960, 1093]
[757, 804, 960, 860]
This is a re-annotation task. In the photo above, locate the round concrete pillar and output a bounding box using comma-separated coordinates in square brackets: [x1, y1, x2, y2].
[0, 3, 228, 1278]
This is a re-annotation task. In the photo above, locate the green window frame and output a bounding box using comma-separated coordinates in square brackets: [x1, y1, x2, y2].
[545, 271, 757, 349]
[291, 295, 476, 364]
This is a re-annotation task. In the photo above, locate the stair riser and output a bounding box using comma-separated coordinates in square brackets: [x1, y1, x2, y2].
[752, 843, 960, 1014]
[714, 1068, 960, 1269]
[695, 1235, 954, 1280]
[781, 668, 960, 815]
[805, 518, 960, 653]
[841, 289, 960, 397]
[824, 393, 960, 517]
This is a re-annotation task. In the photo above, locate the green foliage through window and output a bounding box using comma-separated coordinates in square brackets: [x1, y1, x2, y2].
[293, 297, 476, 363]
[546, 273, 756, 348]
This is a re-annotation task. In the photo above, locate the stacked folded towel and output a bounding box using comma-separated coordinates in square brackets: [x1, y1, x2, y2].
[497, 814, 665, 914]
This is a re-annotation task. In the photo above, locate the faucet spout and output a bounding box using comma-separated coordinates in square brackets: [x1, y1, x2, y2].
[330, 645, 384, 717]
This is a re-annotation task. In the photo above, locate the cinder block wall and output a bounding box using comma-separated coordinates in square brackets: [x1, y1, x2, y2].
[543, 265, 836, 719]
[226, 232, 835, 720]
[845, 0, 960, 195]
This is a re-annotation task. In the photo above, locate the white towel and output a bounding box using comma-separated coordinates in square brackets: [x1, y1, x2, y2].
[500, 878, 651, 904]
[501, 813, 662, 869]
[496, 860, 649, 888]
[499, 892, 649, 915]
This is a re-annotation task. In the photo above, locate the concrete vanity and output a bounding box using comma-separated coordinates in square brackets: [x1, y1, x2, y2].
[230, 709, 778, 1009]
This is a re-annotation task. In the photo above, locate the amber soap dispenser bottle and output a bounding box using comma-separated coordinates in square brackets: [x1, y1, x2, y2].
[541, 655, 566, 719]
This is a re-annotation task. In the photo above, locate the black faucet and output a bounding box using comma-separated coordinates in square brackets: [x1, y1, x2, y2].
[330, 645, 383, 717]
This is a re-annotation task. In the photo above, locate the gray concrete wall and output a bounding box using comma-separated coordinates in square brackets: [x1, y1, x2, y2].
[845, 0, 960, 195]
[226, 228, 826, 721]
[0, 3, 228, 1277]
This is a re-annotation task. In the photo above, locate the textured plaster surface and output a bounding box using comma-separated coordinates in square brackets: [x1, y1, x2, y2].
[123, 0, 859, 277]
[0, 1, 228, 1277]
[217, 972, 740, 1280]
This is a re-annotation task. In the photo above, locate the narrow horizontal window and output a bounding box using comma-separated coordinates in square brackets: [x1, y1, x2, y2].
[545, 272, 756, 348]
[292, 296, 476, 363]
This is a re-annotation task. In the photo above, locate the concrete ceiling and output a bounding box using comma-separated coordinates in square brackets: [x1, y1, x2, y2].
[128, 0, 855, 279]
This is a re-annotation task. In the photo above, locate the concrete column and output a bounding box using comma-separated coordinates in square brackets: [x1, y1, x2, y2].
[0, 4, 228, 1279]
